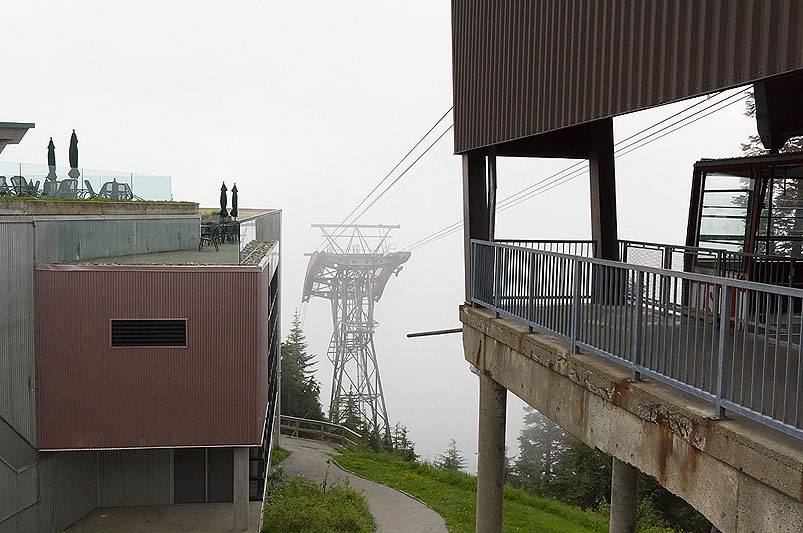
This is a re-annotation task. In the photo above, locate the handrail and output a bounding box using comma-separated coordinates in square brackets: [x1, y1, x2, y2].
[470, 239, 803, 441]
[279, 415, 363, 447]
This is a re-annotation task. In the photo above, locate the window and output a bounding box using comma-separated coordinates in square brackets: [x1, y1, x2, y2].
[111, 319, 187, 347]
[698, 171, 753, 252]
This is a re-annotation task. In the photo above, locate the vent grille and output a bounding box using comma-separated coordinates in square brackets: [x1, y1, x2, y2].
[111, 319, 187, 347]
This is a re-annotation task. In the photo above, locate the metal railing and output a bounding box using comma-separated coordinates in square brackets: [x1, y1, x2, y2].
[497, 239, 597, 258]
[471, 239, 803, 441]
[620, 240, 797, 287]
[279, 415, 363, 447]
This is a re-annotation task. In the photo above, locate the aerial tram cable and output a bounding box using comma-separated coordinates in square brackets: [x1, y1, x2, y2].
[314, 107, 453, 252]
[404, 89, 751, 252]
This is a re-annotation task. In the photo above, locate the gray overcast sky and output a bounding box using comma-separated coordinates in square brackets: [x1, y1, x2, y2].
[2, 1, 758, 471]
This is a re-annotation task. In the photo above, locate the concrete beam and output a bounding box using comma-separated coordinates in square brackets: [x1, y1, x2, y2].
[233, 447, 249, 532]
[461, 306, 803, 533]
[476, 373, 507, 532]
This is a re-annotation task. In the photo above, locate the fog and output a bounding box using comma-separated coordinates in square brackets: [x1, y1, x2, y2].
[2, 1, 757, 472]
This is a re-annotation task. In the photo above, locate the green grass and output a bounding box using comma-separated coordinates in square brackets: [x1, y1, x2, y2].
[335, 450, 609, 533]
[271, 446, 291, 466]
[262, 475, 375, 533]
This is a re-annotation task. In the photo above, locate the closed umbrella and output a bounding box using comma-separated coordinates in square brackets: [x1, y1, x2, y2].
[46, 138, 57, 181]
[231, 184, 238, 218]
[68, 130, 79, 179]
[219, 182, 228, 218]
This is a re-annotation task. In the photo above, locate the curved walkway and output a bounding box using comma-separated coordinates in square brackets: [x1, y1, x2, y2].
[277, 437, 447, 533]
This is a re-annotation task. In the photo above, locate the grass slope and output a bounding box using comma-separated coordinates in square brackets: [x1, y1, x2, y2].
[336, 450, 608, 533]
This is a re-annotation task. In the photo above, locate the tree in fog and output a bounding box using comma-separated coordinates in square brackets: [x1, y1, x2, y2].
[281, 310, 324, 420]
[436, 438, 467, 471]
[514, 406, 572, 495]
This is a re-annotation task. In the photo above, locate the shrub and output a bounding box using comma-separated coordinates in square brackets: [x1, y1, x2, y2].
[262, 475, 374, 533]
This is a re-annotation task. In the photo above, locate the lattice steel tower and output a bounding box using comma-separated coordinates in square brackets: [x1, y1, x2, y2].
[302, 224, 410, 436]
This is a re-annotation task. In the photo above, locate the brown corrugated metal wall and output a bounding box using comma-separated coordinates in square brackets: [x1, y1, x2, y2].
[36, 265, 270, 450]
[452, 0, 803, 153]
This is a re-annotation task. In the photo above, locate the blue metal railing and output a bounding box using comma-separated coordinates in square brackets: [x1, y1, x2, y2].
[471, 239, 803, 441]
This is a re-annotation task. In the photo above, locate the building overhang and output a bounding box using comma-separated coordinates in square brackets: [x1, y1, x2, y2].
[0, 122, 35, 155]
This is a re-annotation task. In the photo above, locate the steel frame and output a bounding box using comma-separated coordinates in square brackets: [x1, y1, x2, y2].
[303, 225, 409, 436]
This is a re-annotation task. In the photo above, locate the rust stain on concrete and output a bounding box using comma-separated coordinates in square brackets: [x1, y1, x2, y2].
[657, 421, 673, 485]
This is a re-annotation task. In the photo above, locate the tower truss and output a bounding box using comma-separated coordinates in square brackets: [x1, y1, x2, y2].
[302, 224, 410, 436]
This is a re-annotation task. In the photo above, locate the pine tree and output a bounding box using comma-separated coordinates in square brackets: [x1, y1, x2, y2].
[391, 422, 418, 461]
[514, 406, 572, 495]
[741, 90, 803, 155]
[281, 310, 324, 420]
[436, 438, 466, 471]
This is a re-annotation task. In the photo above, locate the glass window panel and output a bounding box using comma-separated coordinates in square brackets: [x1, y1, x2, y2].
[703, 172, 752, 191]
[702, 190, 750, 208]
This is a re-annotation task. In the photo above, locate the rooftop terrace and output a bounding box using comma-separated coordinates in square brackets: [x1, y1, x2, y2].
[75, 240, 276, 266]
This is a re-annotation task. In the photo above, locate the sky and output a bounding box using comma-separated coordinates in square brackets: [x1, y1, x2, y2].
[2, 1, 759, 472]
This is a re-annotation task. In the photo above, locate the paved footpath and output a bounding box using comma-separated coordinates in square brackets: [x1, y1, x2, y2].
[277, 437, 447, 533]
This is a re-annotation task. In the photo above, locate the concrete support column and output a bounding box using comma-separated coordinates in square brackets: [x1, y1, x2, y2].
[609, 457, 638, 533]
[233, 447, 249, 532]
[476, 373, 507, 533]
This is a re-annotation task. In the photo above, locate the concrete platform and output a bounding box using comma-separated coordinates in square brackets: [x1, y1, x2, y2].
[65, 502, 262, 532]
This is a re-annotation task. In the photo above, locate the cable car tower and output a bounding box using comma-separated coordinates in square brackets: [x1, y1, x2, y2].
[302, 224, 410, 436]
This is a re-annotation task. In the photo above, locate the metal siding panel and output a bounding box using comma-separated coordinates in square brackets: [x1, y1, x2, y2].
[39, 452, 98, 531]
[0, 461, 37, 525]
[37, 267, 265, 448]
[452, 0, 803, 153]
[0, 223, 36, 444]
[34, 216, 200, 264]
[97, 449, 172, 506]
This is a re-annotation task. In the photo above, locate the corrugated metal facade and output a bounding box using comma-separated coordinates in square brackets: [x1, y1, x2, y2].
[452, 0, 803, 153]
[0, 461, 37, 525]
[36, 264, 271, 449]
[0, 222, 37, 444]
[0, 452, 98, 533]
[34, 215, 199, 263]
[98, 449, 173, 506]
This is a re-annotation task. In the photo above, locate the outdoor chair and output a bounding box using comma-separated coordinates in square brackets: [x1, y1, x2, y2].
[83, 180, 97, 199]
[0, 177, 8, 196]
[43, 180, 59, 197]
[55, 179, 78, 199]
[222, 221, 240, 243]
[200, 222, 220, 252]
[10, 176, 29, 196]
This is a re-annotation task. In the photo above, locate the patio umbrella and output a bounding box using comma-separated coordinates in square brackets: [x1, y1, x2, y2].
[46, 138, 57, 181]
[231, 184, 238, 218]
[68, 130, 79, 179]
[219, 182, 228, 218]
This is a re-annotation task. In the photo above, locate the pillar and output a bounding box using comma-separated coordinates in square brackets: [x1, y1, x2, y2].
[588, 118, 618, 261]
[233, 447, 249, 532]
[476, 374, 507, 532]
[462, 151, 489, 301]
[609, 457, 638, 533]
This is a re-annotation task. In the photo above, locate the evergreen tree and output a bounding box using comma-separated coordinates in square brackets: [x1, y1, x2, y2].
[390, 422, 418, 461]
[741, 91, 803, 156]
[436, 438, 466, 471]
[340, 389, 366, 434]
[280, 310, 324, 420]
[514, 406, 572, 495]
